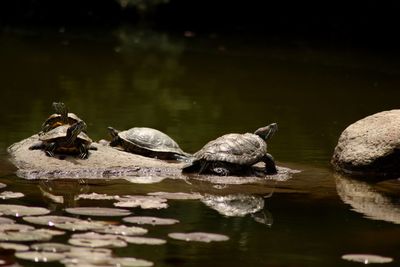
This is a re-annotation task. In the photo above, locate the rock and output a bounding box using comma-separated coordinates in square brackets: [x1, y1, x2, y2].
[331, 110, 400, 178]
[7, 135, 184, 180]
[7, 135, 297, 181]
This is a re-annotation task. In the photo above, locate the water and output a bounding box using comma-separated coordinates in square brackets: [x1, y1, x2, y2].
[1, 27, 400, 266]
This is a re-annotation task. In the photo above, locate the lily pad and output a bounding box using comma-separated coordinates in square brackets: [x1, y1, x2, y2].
[15, 251, 65, 262]
[341, 254, 393, 264]
[0, 182, 6, 189]
[94, 224, 148, 236]
[77, 193, 117, 200]
[68, 238, 127, 248]
[114, 196, 168, 209]
[0, 242, 29, 251]
[65, 207, 131, 217]
[0, 223, 34, 232]
[123, 216, 179, 226]
[123, 176, 167, 184]
[122, 236, 167, 245]
[55, 220, 110, 232]
[168, 232, 229, 243]
[111, 257, 154, 267]
[0, 217, 15, 224]
[23, 215, 80, 226]
[0, 204, 50, 217]
[148, 192, 202, 200]
[0, 191, 24, 200]
[31, 242, 72, 253]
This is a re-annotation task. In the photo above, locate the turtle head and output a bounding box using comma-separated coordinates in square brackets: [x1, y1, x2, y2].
[254, 123, 278, 141]
[107, 127, 120, 146]
[52, 102, 68, 123]
[66, 121, 86, 144]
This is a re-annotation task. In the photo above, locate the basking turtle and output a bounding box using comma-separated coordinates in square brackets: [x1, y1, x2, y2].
[182, 123, 278, 176]
[108, 127, 191, 160]
[40, 102, 82, 134]
[30, 121, 96, 159]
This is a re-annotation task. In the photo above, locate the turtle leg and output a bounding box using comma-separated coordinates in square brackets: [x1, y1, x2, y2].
[88, 144, 98, 150]
[78, 144, 89, 159]
[29, 142, 45, 150]
[44, 142, 57, 157]
[263, 153, 277, 174]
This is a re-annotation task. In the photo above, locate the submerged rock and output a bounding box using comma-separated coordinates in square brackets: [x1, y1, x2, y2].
[332, 110, 400, 178]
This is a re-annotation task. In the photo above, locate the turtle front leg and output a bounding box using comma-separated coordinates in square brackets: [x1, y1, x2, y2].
[263, 153, 277, 174]
[44, 142, 57, 157]
[29, 142, 45, 150]
[78, 144, 89, 159]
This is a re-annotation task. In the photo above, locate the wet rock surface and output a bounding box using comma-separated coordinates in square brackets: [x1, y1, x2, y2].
[7, 135, 297, 181]
[331, 110, 400, 178]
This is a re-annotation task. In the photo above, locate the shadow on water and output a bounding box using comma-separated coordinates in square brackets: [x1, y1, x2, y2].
[1, 27, 400, 266]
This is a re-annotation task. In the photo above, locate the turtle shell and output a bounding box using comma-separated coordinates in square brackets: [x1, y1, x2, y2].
[41, 112, 81, 132]
[118, 127, 185, 155]
[39, 124, 92, 145]
[194, 133, 267, 165]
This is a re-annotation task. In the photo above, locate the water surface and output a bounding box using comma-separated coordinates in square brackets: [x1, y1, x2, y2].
[1, 27, 400, 266]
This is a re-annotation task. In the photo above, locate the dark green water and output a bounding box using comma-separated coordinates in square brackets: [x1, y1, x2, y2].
[1, 27, 400, 266]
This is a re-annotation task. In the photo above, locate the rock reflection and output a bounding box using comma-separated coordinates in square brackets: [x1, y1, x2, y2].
[201, 194, 272, 225]
[336, 175, 400, 224]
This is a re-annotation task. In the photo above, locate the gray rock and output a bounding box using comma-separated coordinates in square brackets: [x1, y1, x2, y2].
[332, 110, 400, 178]
[7, 135, 184, 179]
[7, 135, 296, 181]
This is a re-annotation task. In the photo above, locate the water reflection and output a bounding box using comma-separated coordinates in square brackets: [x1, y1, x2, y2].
[335, 175, 400, 224]
[201, 194, 273, 226]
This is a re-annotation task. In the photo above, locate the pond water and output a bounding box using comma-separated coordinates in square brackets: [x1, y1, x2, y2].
[1, 27, 400, 266]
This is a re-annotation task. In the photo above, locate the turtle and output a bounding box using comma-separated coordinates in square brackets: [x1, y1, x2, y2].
[40, 102, 82, 134]
[182, 123, 278, 176]
[30, 121, 97, 159]
[108, 127, 191, 160]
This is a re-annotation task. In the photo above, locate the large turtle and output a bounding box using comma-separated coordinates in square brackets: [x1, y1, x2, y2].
[108, 127, 191, 160]
[182, 123, 278, 176]
[30, 121, 96, 159]
[40, 102, 82, 134]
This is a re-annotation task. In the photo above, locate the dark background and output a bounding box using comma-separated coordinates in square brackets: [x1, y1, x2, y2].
[1, 0, 400, 49]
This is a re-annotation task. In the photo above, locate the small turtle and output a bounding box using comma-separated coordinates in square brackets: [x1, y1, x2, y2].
[30, 121, 96, 159]
[40, 102, 82, 134]
[108, 127, 190, 160]
[182, 123, 278, 176]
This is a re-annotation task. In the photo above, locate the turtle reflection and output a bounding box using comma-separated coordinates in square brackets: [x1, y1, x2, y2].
[201, 194, 273, 226]
[335, 174, 400, 224]
[38, 179, 89, 208]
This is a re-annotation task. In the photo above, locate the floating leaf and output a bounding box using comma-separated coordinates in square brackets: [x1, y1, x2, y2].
[114, 196, 168, 209]
[0, 223, 34, 232]
[31, 242, 72, 253]
[0, 182, 6, 189]
[68, 238, 127, 248]
[123, 176, 166, 184]
[0, 191, 24, 200]
[65, 207, 131, 217]
[0, 204, 50, 217]
[123, 216, 179, 226]
[76, 193, 117, 200]
[148, 192, 202, 200]
[0, 217, 15, 224]
[15, 251, 65, 262]
[0, 242, 29, 251]
[94, 224, 148, 236]
[111, 257, 154, 267]
[54, 220, 110, 232]
[23, 215, 80, 226]
[122, 236, 166, 245]
[168, 232, 229, 243]
[342, 254, 393, 264]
